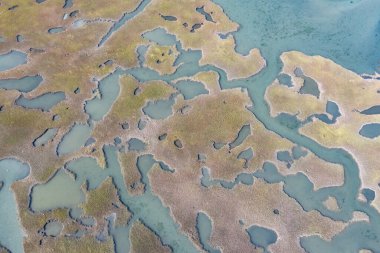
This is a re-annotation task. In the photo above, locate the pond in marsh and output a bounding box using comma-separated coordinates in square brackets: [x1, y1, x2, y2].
[0, 51, 27, 72]
[0, 159, 30, 253]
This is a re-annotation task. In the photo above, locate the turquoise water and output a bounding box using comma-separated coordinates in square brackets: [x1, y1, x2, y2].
[0, 51, 27, 72]
[300, 221, 380, 253]
[213, 0, 380, 74]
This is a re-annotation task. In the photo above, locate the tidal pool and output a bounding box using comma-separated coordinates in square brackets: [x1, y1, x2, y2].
[57, 123, 92, 156]
[201, 167, 254, 189]
[33, 128, 58, 147]
[359, 123, 380, 139]
[42, 220, 63, 237]
[0, 51, 27, 72]
[48, 27, 65, 34]
[142, 28, 177, 46]
[173, 80, 209, 100]
[15, 92, 65, 111]
[314, 100, 341, 124]
[127, 138, 146, 152]
[142, 94, 176, 119]
[229, 124, 251, 149]
[277, 73, 293, 87]
[0, 75, 43, 93]
[30, 169, 85, 212]
[85, 69, 123, 121]
[196, 212, 220, 253]
[246, 225, 278, 253]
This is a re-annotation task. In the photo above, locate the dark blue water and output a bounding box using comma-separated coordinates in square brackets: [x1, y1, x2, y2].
[361, 105, 380, 115]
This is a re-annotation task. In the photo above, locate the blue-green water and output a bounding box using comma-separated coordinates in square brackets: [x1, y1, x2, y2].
[246, 225, 277, 253]
[142, 94, 176, 119]
[85, 69, 123, 121]
[0, 159, 30, 253]
[15, 92, 65, 112]
[127, 138, 146, 152]
[142, 28, 177, 46]
[229, 124, 251, 149]
[359, 123, 380, 139]
[0, 75, 43, 93]
[33, 128, 58, 147]
[201, 167, 254, 189]
[57, 123, 92, 156]
[196, 212, 220, 253]
[30, 169, 85, 212]
[42, 220, 63, 237]
[0, 51, 27, 72]
[173, 80, 209, 100]
[213, 0, 380, 74]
